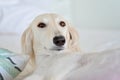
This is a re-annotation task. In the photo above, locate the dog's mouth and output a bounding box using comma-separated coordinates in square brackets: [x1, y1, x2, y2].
[50, 47, 64, 51]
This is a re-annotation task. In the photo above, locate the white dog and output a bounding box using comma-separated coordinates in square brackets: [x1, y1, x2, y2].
[15, 13, 81, 80]
[15, 13, 120, 80]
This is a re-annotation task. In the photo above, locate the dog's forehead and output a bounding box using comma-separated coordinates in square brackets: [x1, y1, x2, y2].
[34, 14, 66, 23]
[42, 18, 49, 23]
[51, 14, 65, 21]
[40, 17, 60, 24]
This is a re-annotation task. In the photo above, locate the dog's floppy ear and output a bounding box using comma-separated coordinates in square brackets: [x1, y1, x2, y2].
[68, 25, 80, 52]
[22, 27, 34, 56]
[20, 26, 35, 77]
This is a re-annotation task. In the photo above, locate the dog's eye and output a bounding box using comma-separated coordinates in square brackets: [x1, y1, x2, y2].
[37, 22, 46, 28]
[59, 21, 66, 27]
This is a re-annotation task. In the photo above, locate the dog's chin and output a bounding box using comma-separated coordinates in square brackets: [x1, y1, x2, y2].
[54, 49, 63, 51]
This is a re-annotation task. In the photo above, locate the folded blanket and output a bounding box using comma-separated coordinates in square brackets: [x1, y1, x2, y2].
[0, 48, 29, 80]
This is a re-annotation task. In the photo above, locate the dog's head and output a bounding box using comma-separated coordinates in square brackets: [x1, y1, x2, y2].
[22, 13, 80, 56]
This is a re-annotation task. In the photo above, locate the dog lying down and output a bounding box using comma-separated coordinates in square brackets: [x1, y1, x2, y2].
[15, 13, 120, 80]
[22, 49, 120, 80]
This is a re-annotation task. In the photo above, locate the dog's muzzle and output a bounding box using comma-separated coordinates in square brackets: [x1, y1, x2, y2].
[53, 36, 65, 47]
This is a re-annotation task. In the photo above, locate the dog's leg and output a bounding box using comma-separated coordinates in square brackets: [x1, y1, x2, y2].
[23, 75, 43, 80]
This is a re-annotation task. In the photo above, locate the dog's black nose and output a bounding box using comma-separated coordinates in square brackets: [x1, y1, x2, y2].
[53, 36, 65, 46]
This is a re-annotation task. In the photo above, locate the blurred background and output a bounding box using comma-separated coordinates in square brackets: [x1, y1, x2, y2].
[0, 0, 120, 53]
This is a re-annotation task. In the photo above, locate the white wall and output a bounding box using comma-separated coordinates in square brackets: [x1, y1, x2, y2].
[71, 0, 120, 30]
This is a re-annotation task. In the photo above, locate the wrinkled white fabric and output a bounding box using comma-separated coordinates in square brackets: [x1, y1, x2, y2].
[64, 48, 120, 80]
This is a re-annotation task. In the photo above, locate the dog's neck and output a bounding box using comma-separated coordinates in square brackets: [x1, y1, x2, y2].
[33, 48, 71, 65]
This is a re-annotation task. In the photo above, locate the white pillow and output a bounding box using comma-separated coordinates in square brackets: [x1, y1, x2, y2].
[0, 48, 29, 80]
[0, 5, 48, 34]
